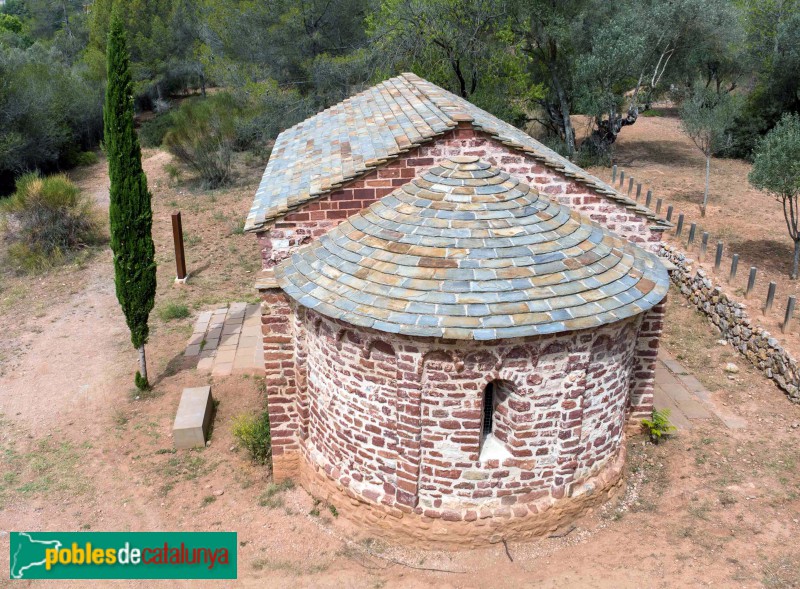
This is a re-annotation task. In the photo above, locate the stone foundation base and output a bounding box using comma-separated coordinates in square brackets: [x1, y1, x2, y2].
[272, 451, 301, 483]
[296, 443, 627, 549]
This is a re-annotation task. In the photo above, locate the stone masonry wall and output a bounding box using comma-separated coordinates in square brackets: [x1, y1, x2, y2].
[260, 287, 301, 480]
[661, 244, 800, 402]
[255, 125, 662, 269]
[291, 306, 645, 520]
[629, 298, 667, 420]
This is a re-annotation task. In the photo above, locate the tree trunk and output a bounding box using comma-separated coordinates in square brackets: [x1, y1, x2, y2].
[138, 345, 148, 384]
[701, 153, 710, 217]
[793, 240, 800, 280]
[582, 104, 639, 156]
[550, 75, 574, 156]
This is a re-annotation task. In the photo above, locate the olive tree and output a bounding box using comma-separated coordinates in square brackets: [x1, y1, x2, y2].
[680, 88, 740, 216]
[749, 113, 800, 279]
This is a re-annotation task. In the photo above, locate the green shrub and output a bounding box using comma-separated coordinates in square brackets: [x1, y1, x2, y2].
[139, 112, 175, 148]
[1, 173, 102, 272]
[158, 302, 190, 321]
[232, 410, 271, 465]
[537, 134, 572, 158]
[164, 95, 238, 188]
[0, 14, 23, 34]
[574, 143, 613, 168]
[163, 162, 182, 185]
[231, 80, 312, 154]
[641, 408, 677, 444]
[75, 151, 99, 167]
[62, 147, 100, 168]
[0, 44, 104, 192]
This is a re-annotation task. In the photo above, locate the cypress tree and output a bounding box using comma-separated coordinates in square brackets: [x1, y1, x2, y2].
[104, 13, 157, 389]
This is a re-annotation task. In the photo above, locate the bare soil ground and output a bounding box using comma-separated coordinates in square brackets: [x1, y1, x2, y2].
[2, 146, 800, 588]
[585, 109, 800, 362]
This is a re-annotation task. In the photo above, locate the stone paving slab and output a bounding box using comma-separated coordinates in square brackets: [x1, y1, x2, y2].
[656, 349, 746, 430]
[184, 303, 262, 377]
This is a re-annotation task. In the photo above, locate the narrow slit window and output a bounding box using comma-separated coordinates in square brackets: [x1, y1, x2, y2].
[482, 381, 495, 438]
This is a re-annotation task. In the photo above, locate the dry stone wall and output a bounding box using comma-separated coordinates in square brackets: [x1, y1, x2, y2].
[661, 244, 800, 402]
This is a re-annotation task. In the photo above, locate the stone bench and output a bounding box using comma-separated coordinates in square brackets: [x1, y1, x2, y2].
[173, 386, 214, 449]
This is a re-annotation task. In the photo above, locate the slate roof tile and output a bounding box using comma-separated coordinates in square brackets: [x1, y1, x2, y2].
[246, 74, 668, 232]
[276, 158, 669, 340]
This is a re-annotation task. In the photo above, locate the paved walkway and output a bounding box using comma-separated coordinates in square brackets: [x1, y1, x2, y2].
[184, 303, 262, 377]
[655, 349, 746, 430]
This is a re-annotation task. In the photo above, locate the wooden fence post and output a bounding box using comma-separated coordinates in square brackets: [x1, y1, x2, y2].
[783, 296, 796, 333]
[746, 267, 757, 298]
[765, 282, 777, 315]
[729, 254, 739, 282]
[172, 211, 187, 282]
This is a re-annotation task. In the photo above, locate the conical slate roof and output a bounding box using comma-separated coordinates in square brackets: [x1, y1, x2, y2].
[275, 157, 669, 341]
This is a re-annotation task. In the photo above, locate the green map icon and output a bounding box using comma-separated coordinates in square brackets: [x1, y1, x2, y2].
[10, 533, 63, 579]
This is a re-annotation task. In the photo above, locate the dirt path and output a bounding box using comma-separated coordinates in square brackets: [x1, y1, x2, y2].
[0, 255, 129, 437]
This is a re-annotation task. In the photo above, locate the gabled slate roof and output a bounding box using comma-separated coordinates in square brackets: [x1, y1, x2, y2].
[275, 157, 669, 341]
[245, 73, 667, 232]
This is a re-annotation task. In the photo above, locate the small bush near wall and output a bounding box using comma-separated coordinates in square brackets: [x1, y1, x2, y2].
[1, 173, 103, 273]
[232, 411, 271, 465]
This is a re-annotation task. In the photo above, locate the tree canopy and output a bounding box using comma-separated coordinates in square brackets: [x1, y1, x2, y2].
[0, 0, 797, 190]
[749, 113, 800, 278]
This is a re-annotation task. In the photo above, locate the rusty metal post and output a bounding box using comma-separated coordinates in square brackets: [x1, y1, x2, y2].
[666, 205, 674, 222]
[172, 211, 187, 282]
[676, 213, 684, 236]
